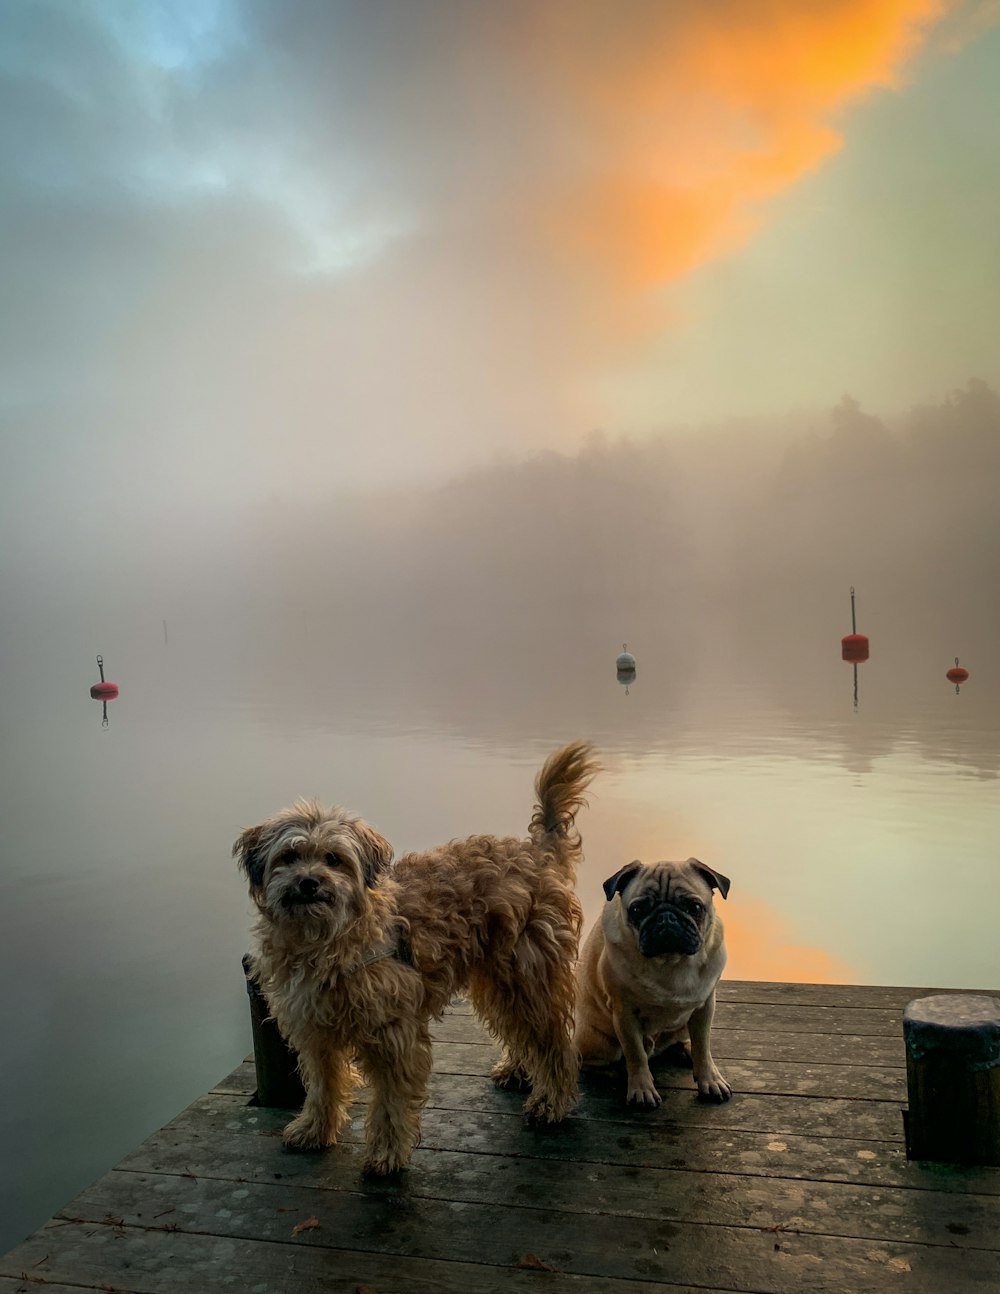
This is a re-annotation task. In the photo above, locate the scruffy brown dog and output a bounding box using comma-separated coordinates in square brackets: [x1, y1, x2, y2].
[233, 741, 599, 1175]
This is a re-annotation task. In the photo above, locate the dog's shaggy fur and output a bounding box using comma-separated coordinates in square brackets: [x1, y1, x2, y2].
[234, 741, 598, 1175]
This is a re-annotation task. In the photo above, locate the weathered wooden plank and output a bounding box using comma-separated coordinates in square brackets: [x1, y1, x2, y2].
[409, 993, 915, 1035]
[446, 999, 909, 1038]
[164, 1092, 999, 1195]
[213, 1061, 909, 1141]
[28, 1175, 1000, 1294]
[443, 982, 999, 1015]
[0, 1222, 734, 1294]
[210, 1063, 255, 1096]
[239, 997, 910, 1061]
[430, 1017, 906, 1066]
[716, 982, 999, 1010]
[111, 1111, 1000, 1246]
[707, 1028, 902, 1066]
[0, 1281, 108, 1294]
[713, 1002, 901, 1036]
[485, 981, 994, 1010]
[445, 1009, 910, 1083]
[431, 1039, 908, 1100]
[443, 981, 981, 1012]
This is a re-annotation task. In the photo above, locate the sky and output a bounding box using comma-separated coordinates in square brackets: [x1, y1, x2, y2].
[2, 0, 1000, 542]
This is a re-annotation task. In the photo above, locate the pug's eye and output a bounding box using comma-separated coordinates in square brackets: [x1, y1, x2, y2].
[324, 852, 342, 868]
[683, 898, 705, 918]
[627, 896, 651, 922]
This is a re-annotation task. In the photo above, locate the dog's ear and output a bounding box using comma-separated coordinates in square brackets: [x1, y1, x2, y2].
[354, 820, 394, 888]
[233, 823, 267, 891]
[688, 857, 730, 900]
[603, 861, 643, 901]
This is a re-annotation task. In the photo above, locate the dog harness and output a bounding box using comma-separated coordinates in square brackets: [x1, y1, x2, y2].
[355, 928, 414, 972]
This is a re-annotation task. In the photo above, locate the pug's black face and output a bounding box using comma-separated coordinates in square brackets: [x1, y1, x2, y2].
[604, 859, 730, 959]
[625, 888, 707, 957]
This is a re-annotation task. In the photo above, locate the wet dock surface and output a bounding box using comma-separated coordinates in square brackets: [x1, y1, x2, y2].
[2, 980, 998, 1293]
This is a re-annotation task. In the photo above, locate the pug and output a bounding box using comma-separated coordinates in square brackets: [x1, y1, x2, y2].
[574, 858, 731, 1107]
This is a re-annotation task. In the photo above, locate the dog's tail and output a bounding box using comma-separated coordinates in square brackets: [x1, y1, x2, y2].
[529, 740, 600, 862]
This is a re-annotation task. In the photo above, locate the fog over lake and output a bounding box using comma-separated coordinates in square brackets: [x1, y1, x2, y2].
[3, 394, 999, 1252]
[3, 0, 1000, 1263]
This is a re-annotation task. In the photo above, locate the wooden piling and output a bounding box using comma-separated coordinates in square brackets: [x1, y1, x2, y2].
[241, 953, 305, 1109]
[903, 993, 1000, 1164]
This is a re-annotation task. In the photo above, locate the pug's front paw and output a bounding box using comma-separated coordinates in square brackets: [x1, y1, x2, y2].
[695, 1063, 732, 1103]
[626, 1069, 662, 1109]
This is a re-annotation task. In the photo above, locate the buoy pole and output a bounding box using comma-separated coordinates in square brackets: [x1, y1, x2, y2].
[850, 589, 859, 708]
[96, 654, 105, 683]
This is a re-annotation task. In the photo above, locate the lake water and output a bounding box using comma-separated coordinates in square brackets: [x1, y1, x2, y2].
[2, 620, 997, 1253]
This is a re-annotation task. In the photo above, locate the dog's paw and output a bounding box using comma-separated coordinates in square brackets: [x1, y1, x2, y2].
[695, 1066, 732, 1103]
[626, 1074, 662, 1109]
[361, 1150, 409, 1177]
[282, 1112, 334, 1151]
[491, 1057, 532, 1092]
[522, 1090, 575, 1126]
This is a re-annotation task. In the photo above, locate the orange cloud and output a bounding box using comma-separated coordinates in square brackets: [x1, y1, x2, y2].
[517, 0, 951, 290]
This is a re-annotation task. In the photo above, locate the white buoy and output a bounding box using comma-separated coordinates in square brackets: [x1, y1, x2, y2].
[616, 643, 636, 672]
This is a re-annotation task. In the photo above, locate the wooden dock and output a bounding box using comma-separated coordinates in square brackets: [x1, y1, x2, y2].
[2, 980, 999, 1293]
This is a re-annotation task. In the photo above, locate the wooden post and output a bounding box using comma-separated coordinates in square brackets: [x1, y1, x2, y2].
[903, 994, 1000, 1165]
[242, 954, 305, 1109]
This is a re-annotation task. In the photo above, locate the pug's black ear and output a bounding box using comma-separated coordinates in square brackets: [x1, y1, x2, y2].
[603, 861, 643, 901]
[688, 857, 730, 900]
[233, 823, 267, 892]
[354, 820, 394, 888]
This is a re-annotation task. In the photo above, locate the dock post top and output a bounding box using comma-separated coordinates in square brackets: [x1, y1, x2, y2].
[903, 992, 1000, 1166]
[903, 994, 1000, 1067]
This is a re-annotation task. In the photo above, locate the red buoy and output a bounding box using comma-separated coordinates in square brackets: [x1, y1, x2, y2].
[946, 658, 970, 685]
[90, 655, 119, 701]
[841, 634, 870, 663]
[841, 587, 869, 662]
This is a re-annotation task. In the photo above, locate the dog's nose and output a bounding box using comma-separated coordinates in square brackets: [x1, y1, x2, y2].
[298, 876, 320, 899]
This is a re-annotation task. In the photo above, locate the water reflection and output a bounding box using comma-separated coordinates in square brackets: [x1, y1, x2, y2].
[227, 605, 998, 782]
[722, 898, 856, 984]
